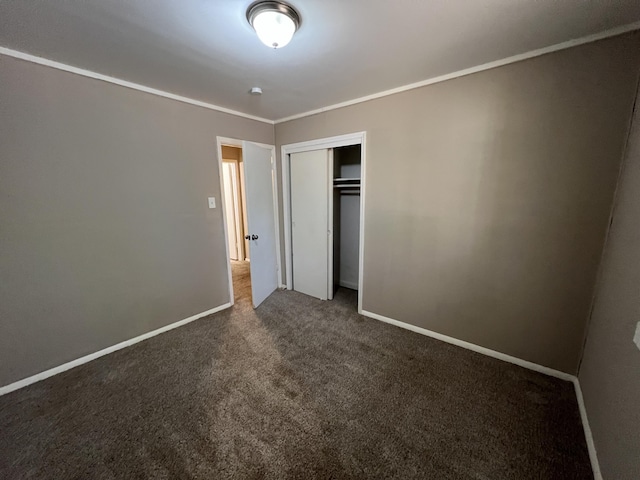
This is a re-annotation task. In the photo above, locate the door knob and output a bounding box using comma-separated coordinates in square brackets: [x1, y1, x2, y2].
[244, 235, 251, 240]
[251, 234, 259, 240]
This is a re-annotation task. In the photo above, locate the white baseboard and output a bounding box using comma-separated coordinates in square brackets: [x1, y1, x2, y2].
[360, 309, 574, 381]
[0, 302, 232, 396]
[0, 302, 602, 478]
[573, 379, 603, 480]
[339, 280, 359, 290]
[360, 309, 601, 477]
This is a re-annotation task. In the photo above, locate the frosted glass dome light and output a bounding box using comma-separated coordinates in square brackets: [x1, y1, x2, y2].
[247, 1, 300, 49]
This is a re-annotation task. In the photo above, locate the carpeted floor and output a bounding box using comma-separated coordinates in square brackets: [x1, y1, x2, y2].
[0, 261, 592, 479]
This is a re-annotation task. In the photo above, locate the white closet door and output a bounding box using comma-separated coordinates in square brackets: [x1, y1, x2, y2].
[290, 149, 329, 300]
[242, 142, 278, 308]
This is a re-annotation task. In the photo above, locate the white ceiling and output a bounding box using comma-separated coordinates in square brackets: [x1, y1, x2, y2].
[1, 1, 639, 121]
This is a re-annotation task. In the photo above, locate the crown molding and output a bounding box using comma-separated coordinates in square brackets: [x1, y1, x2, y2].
[2, 20, 639, 126]
[274, 21, 640, 124]
[0, 46, 274, 125]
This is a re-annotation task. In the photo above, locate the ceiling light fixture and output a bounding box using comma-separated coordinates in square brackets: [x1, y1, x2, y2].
[246, 1, 301, 49]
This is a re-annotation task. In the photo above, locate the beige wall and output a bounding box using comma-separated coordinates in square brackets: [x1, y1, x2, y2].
[275, 32, 640, 374]
[0, 55, 273, 386]
[579, 83, 640, 478]
[2, 32, 639, 388]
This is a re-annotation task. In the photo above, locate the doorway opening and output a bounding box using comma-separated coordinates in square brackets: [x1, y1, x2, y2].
[217, 137, 281, 309]
[331, 144, 361, 307]
[220, 144, 252, 305]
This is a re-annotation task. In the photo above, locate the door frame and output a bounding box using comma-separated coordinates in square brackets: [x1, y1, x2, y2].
[216, 136, 281, 306]
[281, 131, 367, 313]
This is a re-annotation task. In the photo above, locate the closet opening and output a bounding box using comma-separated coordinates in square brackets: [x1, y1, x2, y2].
[220, 144, 252, 305]
[331, 145, 361, 306]
[282, 131, 366, 314]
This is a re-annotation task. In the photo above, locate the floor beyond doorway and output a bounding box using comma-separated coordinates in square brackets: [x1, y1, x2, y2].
[231, 260, 252, 305]
[0, 286, 591, 479]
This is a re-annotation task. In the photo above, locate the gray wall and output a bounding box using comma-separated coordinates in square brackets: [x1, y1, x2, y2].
[0, 55, 273, 386]
[579, 83, 640, 479]
[275, 32, 640, 374]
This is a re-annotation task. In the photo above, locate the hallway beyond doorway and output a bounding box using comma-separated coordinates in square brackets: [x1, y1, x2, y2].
[231, 260, 252, 306]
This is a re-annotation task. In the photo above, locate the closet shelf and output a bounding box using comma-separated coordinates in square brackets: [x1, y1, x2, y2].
[333, 178, 361, 190]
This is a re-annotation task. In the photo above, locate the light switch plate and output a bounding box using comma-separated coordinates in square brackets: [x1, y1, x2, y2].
[208, 197, 216, 209]
[634, 322, 640, 351]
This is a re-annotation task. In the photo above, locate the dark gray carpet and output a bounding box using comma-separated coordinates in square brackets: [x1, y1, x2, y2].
[0, 261, 592, 479]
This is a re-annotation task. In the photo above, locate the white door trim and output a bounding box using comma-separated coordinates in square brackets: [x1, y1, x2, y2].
[281, 131, 367, 313]
[327, 149, 334, 301]
[216, 137, 282, 304]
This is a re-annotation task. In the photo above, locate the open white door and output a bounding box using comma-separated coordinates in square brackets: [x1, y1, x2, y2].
[290, 149, 330, 300]
[242, 142, 278, 308]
